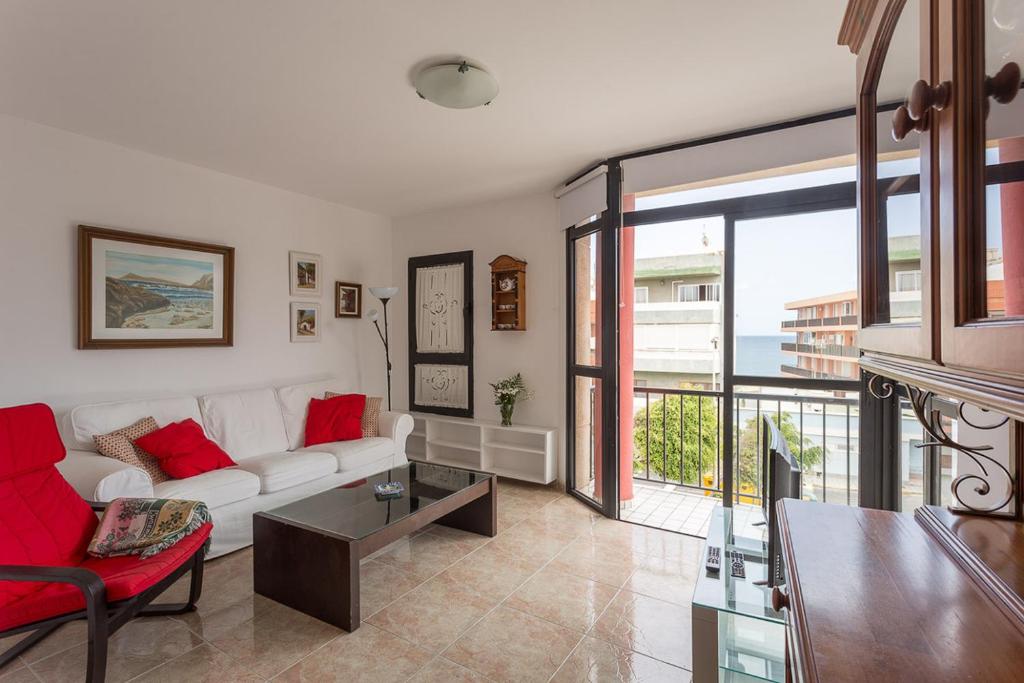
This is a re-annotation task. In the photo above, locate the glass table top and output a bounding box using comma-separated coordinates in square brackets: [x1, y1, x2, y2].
[259, 461, 490, 541]
[691, 504, 784, 624]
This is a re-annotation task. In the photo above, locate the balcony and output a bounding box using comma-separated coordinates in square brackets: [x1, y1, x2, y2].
[781, 342, 859, 359]
[780, 364, 854, 380]
[634, 301, 720, 325]
[633, 302, 721, 375]
[634, 349, 719, 374]
[781, 315, 858, 330]
[628, 385, 859, 536]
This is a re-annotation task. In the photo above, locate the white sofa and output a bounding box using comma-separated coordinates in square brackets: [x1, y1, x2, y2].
[56, 379, 413, 558]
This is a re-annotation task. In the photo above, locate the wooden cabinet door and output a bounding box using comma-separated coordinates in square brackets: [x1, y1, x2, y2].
[935, 0, 1024, 379]
[856, 0, 938, 362]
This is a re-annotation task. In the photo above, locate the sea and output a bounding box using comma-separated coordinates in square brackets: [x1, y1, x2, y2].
[123, 279, 213, 307]
[735, 335, 792, 377]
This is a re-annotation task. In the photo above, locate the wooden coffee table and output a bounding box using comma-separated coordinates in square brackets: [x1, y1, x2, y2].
[252, 461, 496, 631]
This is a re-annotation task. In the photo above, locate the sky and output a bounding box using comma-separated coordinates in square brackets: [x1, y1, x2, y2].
[106, 250, 213, 285]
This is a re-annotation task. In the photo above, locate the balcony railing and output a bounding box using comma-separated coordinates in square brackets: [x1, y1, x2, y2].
[631, 385, 859, 506]
[779, 364, 855, 381]
[781, 315, 858, 329]
[781, 342, 859, 358]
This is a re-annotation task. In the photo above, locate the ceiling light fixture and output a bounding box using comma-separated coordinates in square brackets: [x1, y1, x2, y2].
[414, 61, 498, 109]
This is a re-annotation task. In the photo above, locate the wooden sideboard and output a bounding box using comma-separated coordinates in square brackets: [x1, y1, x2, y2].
[776, 499, 1024, 681]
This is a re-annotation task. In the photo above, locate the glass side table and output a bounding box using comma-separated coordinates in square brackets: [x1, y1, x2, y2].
[691, 504, 786, 683]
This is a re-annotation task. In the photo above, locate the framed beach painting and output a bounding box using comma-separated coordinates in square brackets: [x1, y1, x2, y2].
[78, 225, 234, 349]
[289, 251, 321, 297]
[290, 302, 321, 342]
[335, 281, 362, 318]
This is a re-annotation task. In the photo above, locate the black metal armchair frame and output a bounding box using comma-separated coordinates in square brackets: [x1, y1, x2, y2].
[0, 502, 208, 683]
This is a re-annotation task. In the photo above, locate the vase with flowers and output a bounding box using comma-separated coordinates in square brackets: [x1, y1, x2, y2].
[490, 373, 533, 426]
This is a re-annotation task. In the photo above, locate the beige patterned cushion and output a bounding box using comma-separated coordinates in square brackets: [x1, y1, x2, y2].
[324, 393, 381, 438]
[93, 417, 170, 484]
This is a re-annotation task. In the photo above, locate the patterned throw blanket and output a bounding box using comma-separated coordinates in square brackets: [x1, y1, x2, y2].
[88, 498, 212, 559]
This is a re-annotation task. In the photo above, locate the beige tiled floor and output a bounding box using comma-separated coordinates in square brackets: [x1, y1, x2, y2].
[1, 480, 699, 682]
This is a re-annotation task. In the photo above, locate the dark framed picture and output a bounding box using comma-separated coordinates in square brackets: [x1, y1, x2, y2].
[335, 282, 362, 318]
[78, 225, 234, 349]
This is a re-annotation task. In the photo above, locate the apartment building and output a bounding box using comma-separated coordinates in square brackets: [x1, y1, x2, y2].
[632, 252, 723, 389]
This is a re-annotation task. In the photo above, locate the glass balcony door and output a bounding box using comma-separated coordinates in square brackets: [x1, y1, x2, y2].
[567, 213, 618, 516]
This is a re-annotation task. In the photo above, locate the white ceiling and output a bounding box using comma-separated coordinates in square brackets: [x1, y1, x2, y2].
[0, 1, 856, 217]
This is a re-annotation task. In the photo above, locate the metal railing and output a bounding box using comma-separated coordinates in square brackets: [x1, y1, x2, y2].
[782, 315, 858, 329]
[631, 385, 859, 506]
[779, 364, 856, 380]
[781, 342, 859, 358]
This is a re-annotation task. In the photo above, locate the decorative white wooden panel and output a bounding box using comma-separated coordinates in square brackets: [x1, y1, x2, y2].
[415, 264, 464, 353]
[414, 364, 469, 409]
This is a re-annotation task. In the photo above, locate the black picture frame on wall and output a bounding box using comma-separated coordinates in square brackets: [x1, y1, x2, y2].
[408, 250, 474, 418]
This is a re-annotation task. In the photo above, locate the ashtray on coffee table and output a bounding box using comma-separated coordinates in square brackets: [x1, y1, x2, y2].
[252, 461, 496, 631]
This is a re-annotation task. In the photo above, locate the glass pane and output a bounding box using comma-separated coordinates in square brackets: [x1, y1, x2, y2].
[983, 0, 1024, 318]
[628, 217, 724, 390]
[875, 0, 923, 325]
[574, 232, 601, 366]
[735, 388, 859, 507]
[899, 399, 926, 511]
[735, 209, 858, 380]
[263, 462, 488, 540]
[573, 376, 602, 505]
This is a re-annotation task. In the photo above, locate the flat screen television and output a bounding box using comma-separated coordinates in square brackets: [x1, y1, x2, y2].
[762, 416, 801, 588]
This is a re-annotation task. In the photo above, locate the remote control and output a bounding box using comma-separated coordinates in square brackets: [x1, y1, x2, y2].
[705, 545, 721, 573]
[730, 552, 746, 579]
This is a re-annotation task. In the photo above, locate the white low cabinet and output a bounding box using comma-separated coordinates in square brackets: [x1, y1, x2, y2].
[406, 413, 557, 484]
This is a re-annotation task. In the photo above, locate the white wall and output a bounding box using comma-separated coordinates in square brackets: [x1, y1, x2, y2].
[391, 192, 566, 480]
[0, 115, 392, 412]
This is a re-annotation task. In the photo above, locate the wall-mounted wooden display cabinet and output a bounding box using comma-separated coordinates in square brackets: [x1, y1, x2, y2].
[490, 255, 527, 331]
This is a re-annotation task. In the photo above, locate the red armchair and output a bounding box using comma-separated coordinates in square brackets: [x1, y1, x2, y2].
[0, 403, 212, 682]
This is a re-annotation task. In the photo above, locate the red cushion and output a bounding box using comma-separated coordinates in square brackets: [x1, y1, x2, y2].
[304, 394, 366, 447]
[0, 522, 212, 631]
[134, 419, 235, 479]
[0, 404, 98, 608]
[0, 403, 66, 480]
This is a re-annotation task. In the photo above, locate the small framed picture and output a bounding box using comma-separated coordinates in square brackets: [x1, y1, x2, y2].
[290, 302, 320, 342]
[289, 251, 321, 296]
[335, 282, 362, 318]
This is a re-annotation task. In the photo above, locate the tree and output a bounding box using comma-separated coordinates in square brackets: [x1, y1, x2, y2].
[735, 412, 823, 493]
[633, 392, 719, 485]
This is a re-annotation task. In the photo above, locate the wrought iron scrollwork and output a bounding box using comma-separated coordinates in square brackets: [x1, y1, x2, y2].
[866, 374, 896, 401]
[867, 373, 1015, 513]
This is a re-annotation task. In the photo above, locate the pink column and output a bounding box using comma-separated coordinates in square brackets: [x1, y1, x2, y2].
[999, 138, 1024, 316]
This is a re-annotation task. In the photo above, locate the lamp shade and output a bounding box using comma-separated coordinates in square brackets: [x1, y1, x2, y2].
[369, 287, 399, 300]
[414, 62, 498, 109]
[367, 309, 380, 322]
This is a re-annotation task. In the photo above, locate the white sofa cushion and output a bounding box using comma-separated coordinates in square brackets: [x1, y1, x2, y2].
[65, 396, 203, 452]
[276, 378, 354, 450]
[199, 387, 289, 461]
[234, 451, 338, 493]
[298, 437, 393, 472]
[153, 468, 261, 509]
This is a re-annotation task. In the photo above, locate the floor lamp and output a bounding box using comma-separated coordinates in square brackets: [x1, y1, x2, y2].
[368, 286, 399, 411]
